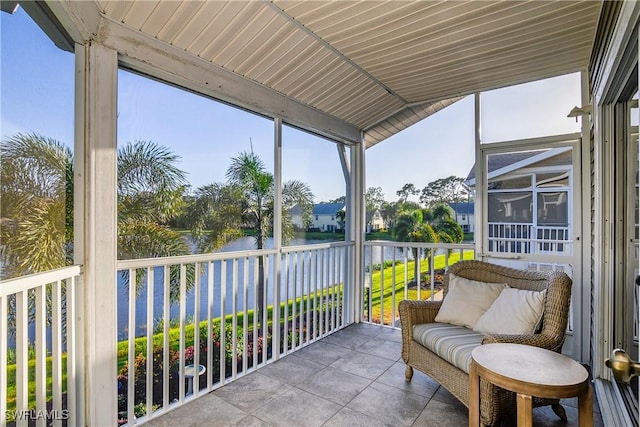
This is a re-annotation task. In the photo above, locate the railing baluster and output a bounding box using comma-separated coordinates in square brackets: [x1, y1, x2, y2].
[332, 246, 337, 330]
[318, 249, 324, 337]
[305, 251, 311, 343]
[379, 244, 384, 326]
[15, 290, 27, 427]
[283, 253, 289, 353]
[291, 252, 297, 350]
[66, 275, 79, 427]
[127, 269, 136, 424]
[251, 256, 258, 368]
[146, 267, 154, 414]
[231, 258, 238, 379]
[312, 250, 318, 340]
[416, 250, 421, 301]
[338, 246, 344, 328]
[179, 264, 186, 402]
[262, 255, 269, 364]
[162, 266, 170, 410]
[220, 260, 226, 383]
[324, 248, 330, 334]
[391, 249, 397, 326]
[207, 261, 213, 389]
[293, 251, 306, 347]
[35, 283, 46, 423]
[193, 262, 201, 396]
[430, 250, 435, 302]
[51, 280, 62, 426]
[243, 257, 249, 373]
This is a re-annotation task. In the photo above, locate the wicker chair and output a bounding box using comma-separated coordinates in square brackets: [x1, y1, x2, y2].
[399, 260, 572, 426]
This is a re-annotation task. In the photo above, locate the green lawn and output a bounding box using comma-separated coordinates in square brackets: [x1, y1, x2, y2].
[367, 250, 475, 324]
[5, 355, 68, 416]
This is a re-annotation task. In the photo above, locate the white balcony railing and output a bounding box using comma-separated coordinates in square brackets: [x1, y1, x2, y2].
[362, 241, 476, 328]
[0, 266, 83, 426]
[487, 223, 572, 255]
[2, 239, 484, 425]
[115, 241, 353, 425]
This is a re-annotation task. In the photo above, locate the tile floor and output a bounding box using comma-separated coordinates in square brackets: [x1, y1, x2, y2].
[147, 323, 603, 427]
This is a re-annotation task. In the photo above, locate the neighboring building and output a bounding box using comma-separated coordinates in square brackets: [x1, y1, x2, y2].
[465, 147, 572, 255]
[448, 202, 474, 233]
[368, 209, 386, 232]
[290, 202, 345, 232]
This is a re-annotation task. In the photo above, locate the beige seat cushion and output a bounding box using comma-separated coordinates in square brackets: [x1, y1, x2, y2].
[413, 322, 484, 373]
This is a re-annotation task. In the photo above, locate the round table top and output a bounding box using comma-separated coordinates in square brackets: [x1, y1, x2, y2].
[472, 343, 588, 387]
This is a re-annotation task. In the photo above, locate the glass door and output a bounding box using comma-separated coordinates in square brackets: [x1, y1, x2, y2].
[610, 84, 639, 425]
[478, 137, 583, 361]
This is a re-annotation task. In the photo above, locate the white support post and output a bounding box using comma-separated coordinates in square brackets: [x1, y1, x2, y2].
[337, 143, 353, 322]
[349, 135, 366, 323]
[74, 42, 118, 426]
[473, 93, 485, 260]
[273, 118, 282, 359]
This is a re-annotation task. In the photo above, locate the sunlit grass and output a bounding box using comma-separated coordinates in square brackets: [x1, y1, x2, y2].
[5, 355, 68, 417]
[367, 250, 475, 324]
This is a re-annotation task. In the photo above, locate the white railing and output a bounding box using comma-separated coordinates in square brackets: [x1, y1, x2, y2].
[0, 266, 83, 427]
[362, 241, 476, 328]
[487, 223, 572, 255]
[116, 241, 353, 425]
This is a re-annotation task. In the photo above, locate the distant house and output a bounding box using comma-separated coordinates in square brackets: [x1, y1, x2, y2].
[290, 202, 345, 232]
[448, 202, 474, 233]
[368, 209, 386, 232]
[465, 147, 572, 254]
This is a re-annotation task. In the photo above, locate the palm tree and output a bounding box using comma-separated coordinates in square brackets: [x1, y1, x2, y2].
[116, 140, 190, 262]
[1, 134, 190, 289]
[423, 203, 465, 245]
[225, 151, 314, 249]
[392, 203, 463, 288]
[185, 183, 245, 253]
[1, 133, 73, 278]
[1, 134, 193, 335]
[190, 150, 314, 331]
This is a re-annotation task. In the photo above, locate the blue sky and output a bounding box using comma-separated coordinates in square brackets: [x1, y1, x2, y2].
[1, 7, 581, 203]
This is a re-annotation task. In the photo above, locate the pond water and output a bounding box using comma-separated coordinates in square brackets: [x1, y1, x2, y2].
[116, 238, 410, 340]
[116, 236, 338, 340]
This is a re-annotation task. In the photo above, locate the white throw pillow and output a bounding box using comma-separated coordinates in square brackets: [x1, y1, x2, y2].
[473, 288, 547, 335]
[434, 273, 508, 329]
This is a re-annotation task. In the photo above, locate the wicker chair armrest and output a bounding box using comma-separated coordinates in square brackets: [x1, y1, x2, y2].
[481, 332, 563, 352]
[399, 299, 442, 363]
[398, 299, 442, 327]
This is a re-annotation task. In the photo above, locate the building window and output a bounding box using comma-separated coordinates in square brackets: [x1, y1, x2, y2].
[487, 167, 571, 254]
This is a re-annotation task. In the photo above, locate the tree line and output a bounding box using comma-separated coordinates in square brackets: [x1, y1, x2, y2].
[0, 133, 314, 282]
[1, 133, 469, 284]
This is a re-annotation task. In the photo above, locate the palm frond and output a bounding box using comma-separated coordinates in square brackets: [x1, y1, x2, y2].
[117, 140, 188, 223]
[0, 197, 67, 278]
[1, 133, 72, 217]
[118, 219, 190, 260]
